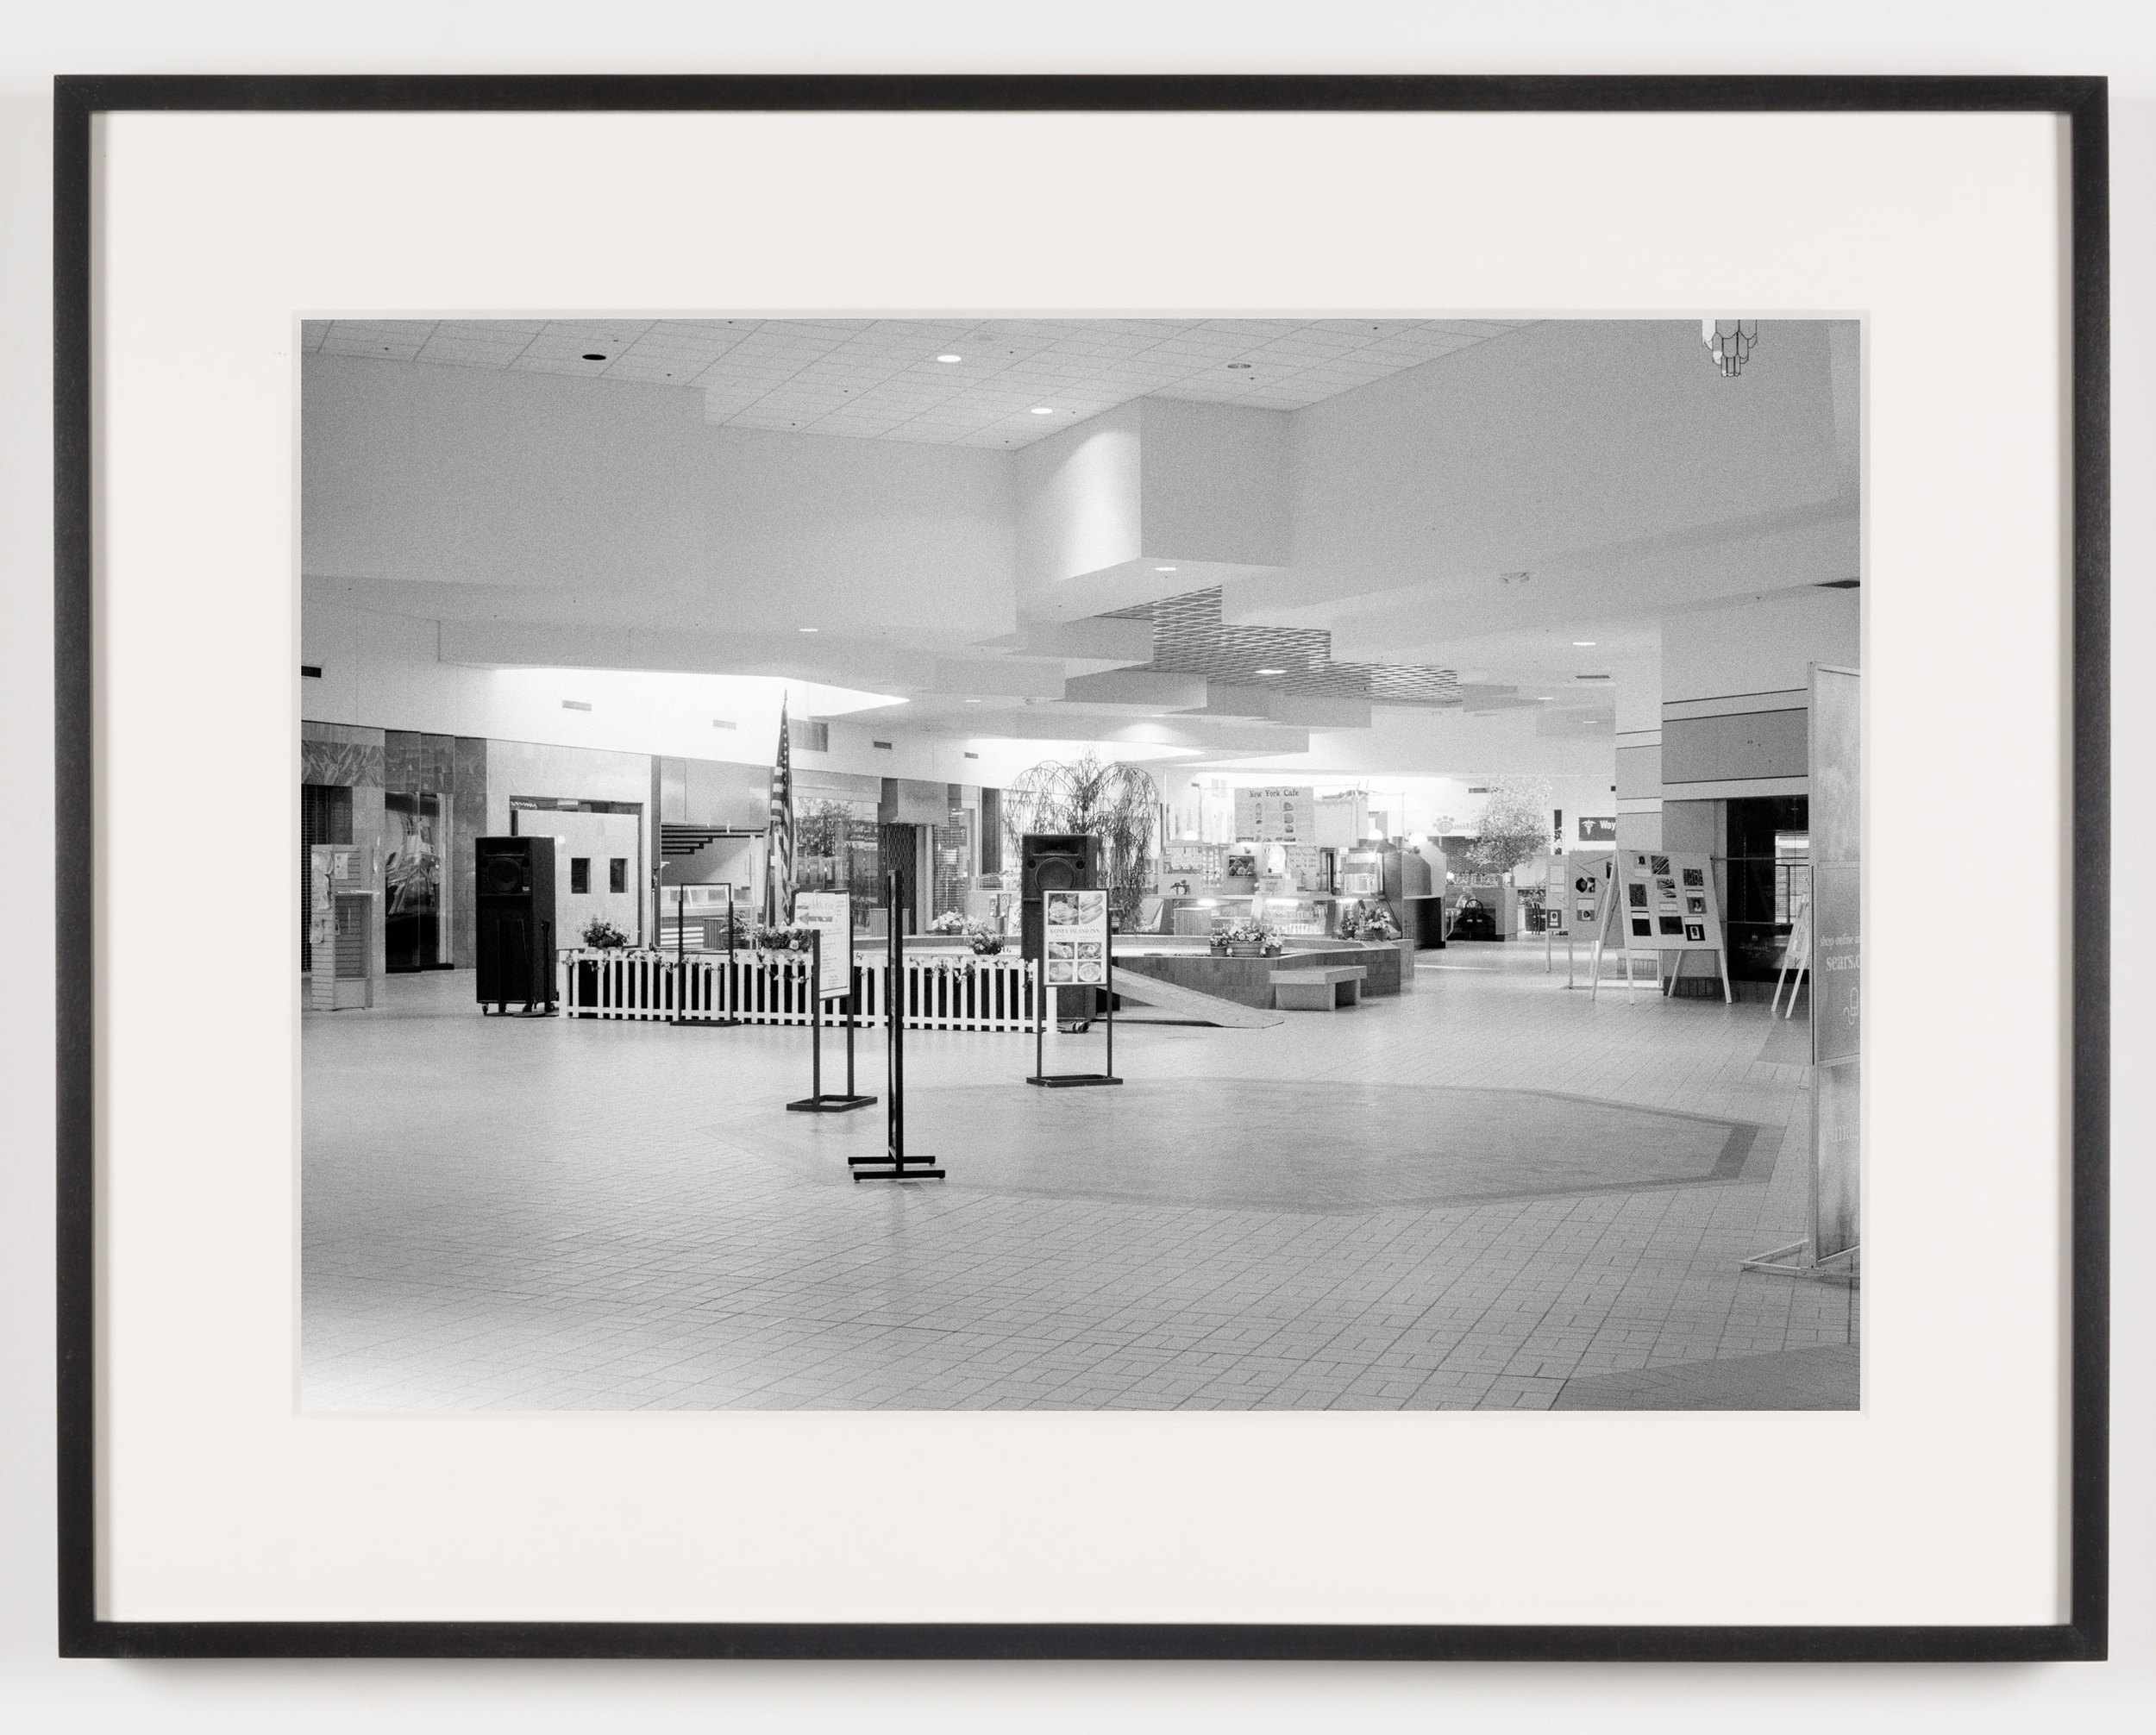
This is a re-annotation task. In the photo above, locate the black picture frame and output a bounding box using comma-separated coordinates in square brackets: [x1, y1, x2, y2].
[53, 72, 2109, 1663]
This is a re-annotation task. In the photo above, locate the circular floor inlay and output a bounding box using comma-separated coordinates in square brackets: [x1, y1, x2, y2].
[749, 1080, 1758, 1211]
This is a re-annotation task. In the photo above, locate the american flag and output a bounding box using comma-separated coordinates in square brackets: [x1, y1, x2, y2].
[762, 693, 794, 925]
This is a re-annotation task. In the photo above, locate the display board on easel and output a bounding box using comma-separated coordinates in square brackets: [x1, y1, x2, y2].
[1590, 849, 1731, 1003]
[1545, 850, 1615, 987]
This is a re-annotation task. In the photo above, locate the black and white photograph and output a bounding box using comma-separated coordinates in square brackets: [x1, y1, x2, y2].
[298, 314, 1861, 1414]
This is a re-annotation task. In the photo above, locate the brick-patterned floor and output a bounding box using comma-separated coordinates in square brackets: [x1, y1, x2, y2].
[300, 946, 1858, 1411]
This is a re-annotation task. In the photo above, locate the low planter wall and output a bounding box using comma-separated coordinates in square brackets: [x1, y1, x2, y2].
[1114, 940, 1401, 1009]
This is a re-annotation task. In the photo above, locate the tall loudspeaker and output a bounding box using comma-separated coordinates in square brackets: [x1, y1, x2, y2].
[475, 834, 558, 1009]
[1020, 831, 1101, 966]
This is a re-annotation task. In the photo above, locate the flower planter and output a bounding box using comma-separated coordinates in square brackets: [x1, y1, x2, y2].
[1226, 942, 1266, 958]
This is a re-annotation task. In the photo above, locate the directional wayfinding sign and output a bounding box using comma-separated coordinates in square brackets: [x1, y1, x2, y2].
[795, 892, 853, 999]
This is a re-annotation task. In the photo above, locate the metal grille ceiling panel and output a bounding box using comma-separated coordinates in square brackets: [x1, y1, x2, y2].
[1103, 589, 1462, 708]
[302, 317, 1531, 448]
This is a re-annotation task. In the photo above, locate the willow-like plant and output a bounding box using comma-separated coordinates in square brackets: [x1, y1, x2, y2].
[1002, 753, 1161, 930]
[1466, 775, 1555, 877]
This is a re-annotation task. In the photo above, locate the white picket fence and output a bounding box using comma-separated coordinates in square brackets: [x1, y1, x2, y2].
[558, 948, 1043, 1034]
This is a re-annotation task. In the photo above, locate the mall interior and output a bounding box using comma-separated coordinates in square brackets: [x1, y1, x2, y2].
[298, 315, 1861, 1412]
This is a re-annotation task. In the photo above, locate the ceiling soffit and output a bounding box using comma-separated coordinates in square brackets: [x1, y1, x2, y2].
[1103, 588, 1462, 709]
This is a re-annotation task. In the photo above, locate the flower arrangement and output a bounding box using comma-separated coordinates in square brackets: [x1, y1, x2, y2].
[963, 918, 1005, 956]
[1342, 902, 1401, 942]
[1215, 917, 1282, 956]
[752, 923, 818, 967]
[927, 910, 968, 936]
[580, 917, 631, 950]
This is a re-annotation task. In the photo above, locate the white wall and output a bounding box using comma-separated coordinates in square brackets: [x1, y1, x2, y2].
[1014, 401, 1143, 588]
[1276, 319, 1854, 613]
[511, 810, 643, 947]
[1663, 588, 1860, 703]
[1138, 398, 1289, 566]
[306, 354, 1019, 650]
[302, 599, 910, 776]
[304, 353, 706, 594]
[699, 425, 1016, 648]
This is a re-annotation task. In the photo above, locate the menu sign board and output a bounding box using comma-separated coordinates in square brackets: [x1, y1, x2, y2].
[1232, 785, 1316, 842]
[1042, 888, 1109, 988]
[794, 891, 853, 999]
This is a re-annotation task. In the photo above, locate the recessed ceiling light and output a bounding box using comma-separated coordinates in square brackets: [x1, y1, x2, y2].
[1256, 667, 1287, 676]
[1030, 406, 1055, 415]
[1572, 640, 1597, 647]
[799, 626, 818, 634]
[963, 698, 981, 704]
[937, 354, 962, 363]
[1154, 566, 1177, 573]
[581, 353, 607, 361]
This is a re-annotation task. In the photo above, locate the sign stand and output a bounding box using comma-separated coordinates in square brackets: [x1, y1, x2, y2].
[669, 885, 743, 1028]
[1027, 883, 1122, 1088]
[851, 869, 943, 1181]
[1587, 873, 1638, 1004]
[1771, 895, 1812, 1020]
[786, 927, 875, 1114]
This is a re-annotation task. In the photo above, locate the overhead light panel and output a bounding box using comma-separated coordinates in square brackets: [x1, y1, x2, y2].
[799, 626, 818, 634]
[1572, 640, 1597, 647]
[1030, 406, 1055, 415]
[936, 354, 962, 363]
[1256, 667, 1287, 676]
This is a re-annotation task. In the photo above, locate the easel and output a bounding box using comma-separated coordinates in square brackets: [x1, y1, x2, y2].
[1591, 855, 1733, 1005]
[1586, 874, 1639, 1004]
[1558, 858, 1614, 991]
[786, 917, 874, 1114]
[1771, 895, 1812, 1020]
[850, 869, 944, 1181]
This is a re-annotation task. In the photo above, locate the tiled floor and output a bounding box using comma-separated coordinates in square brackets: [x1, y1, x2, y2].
[300, 945, 1858, 1412]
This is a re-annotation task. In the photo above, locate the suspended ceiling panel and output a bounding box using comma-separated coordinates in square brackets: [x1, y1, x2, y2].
[300, 317, 1532, 449]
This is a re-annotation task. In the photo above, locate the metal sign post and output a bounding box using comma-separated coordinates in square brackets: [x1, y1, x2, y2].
[1026, 885, 1122, 1087]
[787, 898, 874, 1113]
[851, 870, 943, 1180]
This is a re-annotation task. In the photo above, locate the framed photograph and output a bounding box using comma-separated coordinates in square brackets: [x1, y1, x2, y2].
[56, 75, 2107, 1661]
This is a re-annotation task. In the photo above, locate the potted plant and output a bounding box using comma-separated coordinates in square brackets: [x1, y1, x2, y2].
[964, 917, 1005, 956]
[1222, 917, 1279, 958]
[574, 916, 630, 1005]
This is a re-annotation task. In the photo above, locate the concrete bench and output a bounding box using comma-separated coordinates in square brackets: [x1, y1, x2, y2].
[1271, 965, 1365, 1011]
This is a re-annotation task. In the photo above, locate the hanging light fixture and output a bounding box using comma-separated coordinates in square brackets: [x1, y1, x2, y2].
[1702, 318, 1760, 378]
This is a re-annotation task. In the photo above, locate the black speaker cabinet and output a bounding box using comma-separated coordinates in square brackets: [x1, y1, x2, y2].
[1020, 831, 1100, 901]
[475, 835, 558, 1007]
[1020, 831, 1101, 967]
